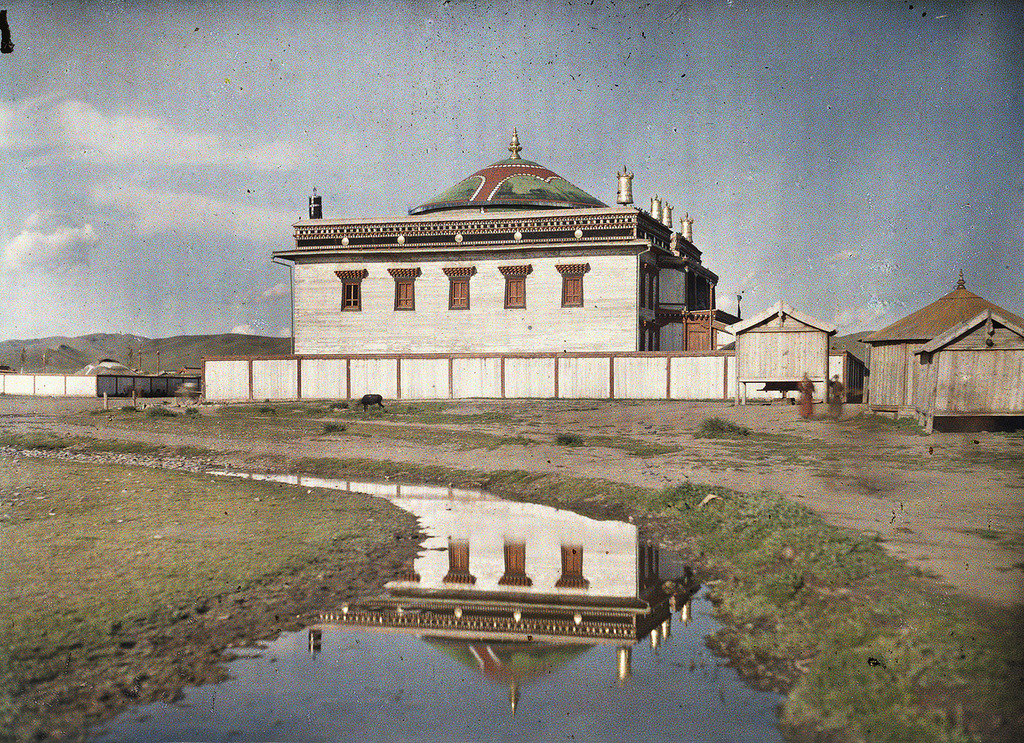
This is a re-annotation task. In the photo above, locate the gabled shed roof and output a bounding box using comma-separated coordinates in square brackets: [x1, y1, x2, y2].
[915, 309, 1024, 354]
[865, 277, 1024, 344]
[726, 301, 837, 335]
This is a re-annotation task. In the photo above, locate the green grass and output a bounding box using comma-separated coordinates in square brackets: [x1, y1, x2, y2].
[694, 417, 751, 438]
[145, 406, 176, 418]
[0, 456, 418, 742]
[321, 422, 347, 435]
[555, 433, 584, 446]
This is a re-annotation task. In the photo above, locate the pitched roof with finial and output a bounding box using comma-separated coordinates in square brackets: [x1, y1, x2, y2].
[410, 129, 606, 215]
[865, 273, 1024, 343]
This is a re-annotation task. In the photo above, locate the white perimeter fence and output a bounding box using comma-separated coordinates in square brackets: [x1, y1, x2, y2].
[0, 373, 98, 397]
[203, 352, 738, 402]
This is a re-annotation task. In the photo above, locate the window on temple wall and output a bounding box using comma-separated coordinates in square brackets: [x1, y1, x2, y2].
[388, 267, 421, 311]
[556, 263, 589, 308]
[556, 544, 590, 588]
[498, 541, 533, 587]
[335, 269, 368, 311]
[500, 265, 532, 309]
[443, 538, 476, 584]
[443, 266, 476, 310]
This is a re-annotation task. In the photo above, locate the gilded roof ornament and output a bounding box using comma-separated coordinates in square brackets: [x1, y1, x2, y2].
[956, 270, 965, 290]
[508, 128, 522, 159]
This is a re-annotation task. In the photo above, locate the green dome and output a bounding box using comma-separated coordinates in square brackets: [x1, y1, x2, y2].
[410, 132, 606, 215]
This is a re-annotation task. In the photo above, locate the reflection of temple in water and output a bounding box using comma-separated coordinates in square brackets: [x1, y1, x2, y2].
[312, 485, 698, 701]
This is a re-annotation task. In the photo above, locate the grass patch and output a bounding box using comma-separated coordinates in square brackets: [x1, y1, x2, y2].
[257, 405, 277, 415]
[0, 432, 72, 451]
[844, 412, 927, 435]
[321, 422, 347, 435]
[695, 417, 751, 438]
[555, 433, 584, 446]
[0, 456, 417, 742]
[145, 406, 176, 418]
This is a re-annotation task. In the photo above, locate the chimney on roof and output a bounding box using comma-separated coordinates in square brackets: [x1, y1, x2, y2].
[650, 195, 662, 222]
[680, 213, 693, 243]
[308, 188, 322, 219]
[616, 167, 634, 205]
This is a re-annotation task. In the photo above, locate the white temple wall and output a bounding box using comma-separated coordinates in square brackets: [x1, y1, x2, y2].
[293, 252, 638, 355]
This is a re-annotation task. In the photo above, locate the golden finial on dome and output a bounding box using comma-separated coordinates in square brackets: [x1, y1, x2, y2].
[508, 128, 522, 159]
[956, 270, 966, 290]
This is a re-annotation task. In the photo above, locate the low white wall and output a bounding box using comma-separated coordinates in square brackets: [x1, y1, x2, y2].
[0, 374, 98, 398]
[451, 357, 502, 398]
[204, 360, 249, 402]
[401, 358, 450, 400]
[203, 352, 747, 402]
[301, 358, 348, 399]
[614, 356, 667, 399]
[252, 359, 298, 400]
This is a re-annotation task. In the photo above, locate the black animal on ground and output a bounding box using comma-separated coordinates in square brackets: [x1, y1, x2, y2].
[359, 393, 386, 412]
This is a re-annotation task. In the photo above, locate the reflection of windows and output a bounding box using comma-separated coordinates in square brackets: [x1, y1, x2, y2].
[444, 266, 476, 310]
[443, 538, 476, 584]
[556, 263, 589, 308]
[500, 265, 532, 309]
[388, 267, 421, 311]
[335, 269, 368, 312]
[498, 541, 533, 587]
[555, 544, 590, 588]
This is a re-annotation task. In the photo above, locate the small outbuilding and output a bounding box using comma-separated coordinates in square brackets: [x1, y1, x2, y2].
[729, 302, 836, 404]
[912, 309, 1024, 432]
[864, 275, 1024, 422]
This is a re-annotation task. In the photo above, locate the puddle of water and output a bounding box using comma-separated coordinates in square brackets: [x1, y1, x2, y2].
[91, 595, 781, 743]
[88, 471, 784, 742]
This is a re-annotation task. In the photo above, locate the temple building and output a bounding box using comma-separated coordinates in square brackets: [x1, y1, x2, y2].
[275, 130, 731, 354]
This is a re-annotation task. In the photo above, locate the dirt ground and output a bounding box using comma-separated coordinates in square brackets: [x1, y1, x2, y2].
[3, 394, 1022, 608]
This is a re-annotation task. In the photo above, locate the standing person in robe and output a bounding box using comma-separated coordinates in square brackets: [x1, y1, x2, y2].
[797, 373, 814, 419]
[828, 374, 845, 420]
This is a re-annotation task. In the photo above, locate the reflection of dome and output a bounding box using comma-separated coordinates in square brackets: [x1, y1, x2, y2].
[423, 638, 589, 684]
[410, 129, 606, 215]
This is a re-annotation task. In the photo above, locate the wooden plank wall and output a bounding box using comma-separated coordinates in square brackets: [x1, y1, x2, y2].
[0, 373, 98, 397]
[932, 349, 1024, 413]
[204, 352, 741, 402]
[293, 253, 639, 355]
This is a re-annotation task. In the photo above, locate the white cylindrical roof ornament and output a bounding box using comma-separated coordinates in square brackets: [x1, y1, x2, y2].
[681, 213, 694, 242]
[650, 195, 662, 221]
[662, 203, 673, 228]
[616, 167, 634, 205]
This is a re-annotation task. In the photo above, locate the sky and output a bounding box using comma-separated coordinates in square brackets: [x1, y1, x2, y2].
[1, 0, 1021, 341]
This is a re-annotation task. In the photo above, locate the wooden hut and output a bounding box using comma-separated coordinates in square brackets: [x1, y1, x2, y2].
[864, 275, 1024, 419]
[729, 302, 836, 404]
[912, 309, 1024, 432]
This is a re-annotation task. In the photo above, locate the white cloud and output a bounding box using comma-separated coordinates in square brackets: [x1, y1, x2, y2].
[231, 323, 254, 335]
[3, 212, 98, 270]
[278, 326, 292, 338]
[828, 249, 859, 263]
[92, 183, 295, 242]
[2, 95, 303, 170]
[56, 100, 304, 170]
[832, 300, 890, 334]
[261, 282, 289, 299]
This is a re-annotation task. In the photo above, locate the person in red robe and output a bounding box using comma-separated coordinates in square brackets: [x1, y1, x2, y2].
[798, 373, 814, 419]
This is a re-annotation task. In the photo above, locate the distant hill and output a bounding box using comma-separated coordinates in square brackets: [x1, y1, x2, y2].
[0, 333, 291, 374]
[830, 331, 874, 366]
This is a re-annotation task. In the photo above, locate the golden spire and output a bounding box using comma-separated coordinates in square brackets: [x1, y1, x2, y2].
[508, 128, 522, 159]
[510, 678, 520, 717]
[956, 270, 966, 290]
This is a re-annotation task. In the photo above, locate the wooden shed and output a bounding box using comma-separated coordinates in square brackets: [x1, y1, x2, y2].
[729, 302, 836, 404]
[864, 275, 1024, 419]
[912, 309, 1024, 432]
